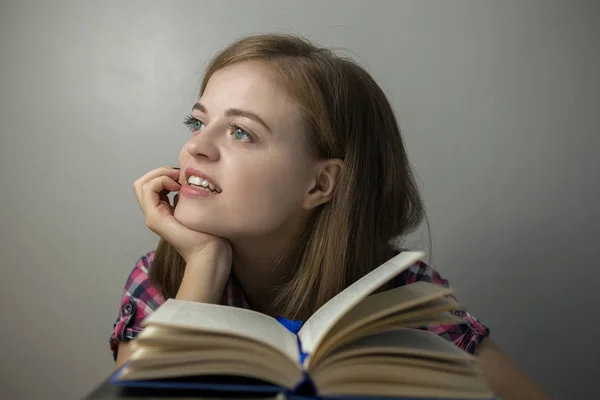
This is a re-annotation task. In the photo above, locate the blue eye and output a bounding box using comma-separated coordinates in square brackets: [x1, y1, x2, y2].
[193, 120, 205, 131]
[232, 127, 252, 141]
[184, 116, 205, 132]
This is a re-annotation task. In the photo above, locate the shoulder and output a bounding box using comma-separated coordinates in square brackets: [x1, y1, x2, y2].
[109, 251, 165, 359]
[387, 248, 449, 288]
[391, 258, 450, 288]
[389, 251, 490, 354]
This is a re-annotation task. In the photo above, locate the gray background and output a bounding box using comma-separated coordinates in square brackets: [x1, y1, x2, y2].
[1, 0, 598, 399]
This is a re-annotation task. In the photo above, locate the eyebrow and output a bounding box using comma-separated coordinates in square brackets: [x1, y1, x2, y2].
[192, 102, 271, 133]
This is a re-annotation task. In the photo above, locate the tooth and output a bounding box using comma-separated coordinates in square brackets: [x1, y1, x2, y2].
[208, 182, 215, 190]
[216, 187, 222, 193]
[201, 179, 209, 187]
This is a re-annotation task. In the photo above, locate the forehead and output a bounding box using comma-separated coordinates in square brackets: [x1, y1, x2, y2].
[201, 61, 302, 125]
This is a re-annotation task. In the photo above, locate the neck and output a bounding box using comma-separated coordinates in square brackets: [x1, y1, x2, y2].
[229, 219, 309, 316]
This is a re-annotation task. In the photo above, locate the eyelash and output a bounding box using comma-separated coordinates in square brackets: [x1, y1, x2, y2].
[183, 115, 254, 143]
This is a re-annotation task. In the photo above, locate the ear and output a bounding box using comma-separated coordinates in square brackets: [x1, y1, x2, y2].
[302, 159, 344, 210]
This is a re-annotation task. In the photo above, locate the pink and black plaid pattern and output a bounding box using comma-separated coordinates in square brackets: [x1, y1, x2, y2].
[110, 252, 489, 359]
[391, 260, 489, 354]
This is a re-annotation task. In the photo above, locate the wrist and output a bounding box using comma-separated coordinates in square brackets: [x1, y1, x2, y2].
[185, 240, 231, 266]
[176, 242, 232, 303]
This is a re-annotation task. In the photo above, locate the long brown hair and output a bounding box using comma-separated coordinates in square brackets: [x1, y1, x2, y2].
[150, 33, 424, 320]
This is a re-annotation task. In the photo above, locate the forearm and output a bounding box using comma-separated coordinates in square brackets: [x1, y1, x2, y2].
[114, 342, 134, 370]
[175, 247, 231, 303]
[476, 338, 550, 400]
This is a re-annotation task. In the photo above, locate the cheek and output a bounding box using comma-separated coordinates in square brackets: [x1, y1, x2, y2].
[173, 200, 206, 231]
[235, 157, 307, 202]
[178, 147, 189, 166]
[236, 152, 306, 194]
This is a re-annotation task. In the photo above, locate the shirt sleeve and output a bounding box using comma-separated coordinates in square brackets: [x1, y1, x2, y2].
[109, 252, 164, 360]
[394, 260, 490, 355]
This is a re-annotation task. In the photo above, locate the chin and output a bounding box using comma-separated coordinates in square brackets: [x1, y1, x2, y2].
[173, 204, 221, 236]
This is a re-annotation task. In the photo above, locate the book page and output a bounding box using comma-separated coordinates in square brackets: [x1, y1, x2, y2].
[311, 354, 477, 378]
[310, 310, 463, 365]
[298, 251, 424, 360]
[315, 364, 490, 394]
[135, 326, 297, 364]
[327, 328, 474, 362]
[142, 299, 300, 363]
[330, 282, 455, 335]
[126, 346, 302, 387]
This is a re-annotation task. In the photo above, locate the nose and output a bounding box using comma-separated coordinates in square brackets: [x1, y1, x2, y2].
[185, 129, 220, 161]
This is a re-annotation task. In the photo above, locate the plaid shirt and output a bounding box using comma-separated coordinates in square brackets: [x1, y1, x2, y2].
[110, 251, 489, 359]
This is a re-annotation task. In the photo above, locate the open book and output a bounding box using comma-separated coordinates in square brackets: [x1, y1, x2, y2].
[111, 251, 494, 399]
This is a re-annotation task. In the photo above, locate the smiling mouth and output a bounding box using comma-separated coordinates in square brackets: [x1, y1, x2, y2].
[187, 175, 222, 193]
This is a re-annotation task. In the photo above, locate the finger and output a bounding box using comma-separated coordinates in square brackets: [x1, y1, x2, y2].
[158, 190, 170, 206]
[134, 166, 181, 200]
[142, 166, 181, 183]
[158, 187, 179, 213]
[141, 175, 182, 211]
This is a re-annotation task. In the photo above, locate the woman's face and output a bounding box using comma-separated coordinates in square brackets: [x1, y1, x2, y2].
[174, 61, 317, 241]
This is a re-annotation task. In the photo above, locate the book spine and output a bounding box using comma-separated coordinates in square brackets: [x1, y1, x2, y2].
[289, 371, 318, 397]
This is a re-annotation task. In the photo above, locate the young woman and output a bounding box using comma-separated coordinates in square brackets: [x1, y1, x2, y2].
[110, 33, 549, 399]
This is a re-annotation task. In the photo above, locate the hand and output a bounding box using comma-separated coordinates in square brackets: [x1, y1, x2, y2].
[133, 166, 232, 264]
